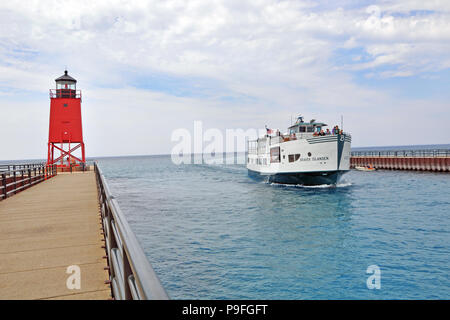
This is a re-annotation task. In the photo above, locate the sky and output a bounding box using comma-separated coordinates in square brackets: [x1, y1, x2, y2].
[0, 0, 449, 160]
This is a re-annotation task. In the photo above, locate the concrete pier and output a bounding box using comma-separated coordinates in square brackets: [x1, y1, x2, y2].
[0, 171, 111, 299]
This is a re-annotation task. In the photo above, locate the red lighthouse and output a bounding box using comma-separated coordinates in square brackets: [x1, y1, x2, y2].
[47, 70, 85, 168]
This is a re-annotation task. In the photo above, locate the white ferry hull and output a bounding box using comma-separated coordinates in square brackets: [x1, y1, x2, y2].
[248, 169, 347, 185]
[247, 134, 351, 186]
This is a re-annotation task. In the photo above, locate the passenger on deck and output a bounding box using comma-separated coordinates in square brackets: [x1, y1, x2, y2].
[313, 131, 319, 136]
[319, 130, 325, 136]
[326, 129, 331, 135]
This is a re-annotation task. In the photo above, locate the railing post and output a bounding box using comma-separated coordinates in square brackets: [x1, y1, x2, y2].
[13, 169, 17, 194]
[123, 250, 133, 300]
[2, 173, 6, 200]
[28, 169, 32, 187]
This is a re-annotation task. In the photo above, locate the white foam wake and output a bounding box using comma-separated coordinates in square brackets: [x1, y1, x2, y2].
[268, 181, 353, 188]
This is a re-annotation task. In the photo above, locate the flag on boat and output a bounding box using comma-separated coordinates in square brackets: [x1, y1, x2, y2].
[266, 126, 273, 134]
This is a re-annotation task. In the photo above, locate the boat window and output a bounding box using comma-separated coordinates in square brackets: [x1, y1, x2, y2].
[288, 154, 301, 162]
[270, 147, 280, 163]
[299, 126, 306, 133]
[307, 126, 314, 132]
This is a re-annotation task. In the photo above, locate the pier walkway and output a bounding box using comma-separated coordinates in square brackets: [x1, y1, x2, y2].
[0, 171, 111, 300]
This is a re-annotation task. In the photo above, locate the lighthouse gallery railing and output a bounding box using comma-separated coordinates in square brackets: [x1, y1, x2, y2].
[94, 162, 169, 300]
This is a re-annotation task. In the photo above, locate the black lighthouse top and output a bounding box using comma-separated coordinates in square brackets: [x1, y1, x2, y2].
[52, 70, 81, 98]
[55, 70, 77, 90]
[56, 70, 76, 82]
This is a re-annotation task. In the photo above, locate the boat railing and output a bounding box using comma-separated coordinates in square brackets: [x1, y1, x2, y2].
[274, 132, 351, 143]
[351, 149, 450, 158]
[247, 131, 352, 154]
[269, 135, 283, 145]
[247, 140, 258, 154]
[94, 162, 169, 300]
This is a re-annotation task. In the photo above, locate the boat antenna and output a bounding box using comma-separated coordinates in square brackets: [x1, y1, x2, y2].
[341, 115, 343, 130]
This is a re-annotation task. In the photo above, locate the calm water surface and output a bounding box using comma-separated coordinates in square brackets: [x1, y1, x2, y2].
[97, 155, 449, 299]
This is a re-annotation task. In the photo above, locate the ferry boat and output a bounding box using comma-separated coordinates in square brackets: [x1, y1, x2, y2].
[247, 116, 351, 185]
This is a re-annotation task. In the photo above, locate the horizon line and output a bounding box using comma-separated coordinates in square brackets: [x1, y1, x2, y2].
[1, 143, 450, 163]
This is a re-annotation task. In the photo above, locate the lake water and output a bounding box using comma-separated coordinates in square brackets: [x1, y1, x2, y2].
[97, 154, 449, 299]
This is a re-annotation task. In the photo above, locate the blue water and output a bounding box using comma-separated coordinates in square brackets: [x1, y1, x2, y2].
[97, 155, 450, 299]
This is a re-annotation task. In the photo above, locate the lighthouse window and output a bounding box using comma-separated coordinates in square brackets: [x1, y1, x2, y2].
[57, 83, 75, 90]
[63, 104, 68, 107]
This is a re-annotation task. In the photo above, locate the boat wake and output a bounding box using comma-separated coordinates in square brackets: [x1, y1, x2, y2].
[268, 181, 353, 189]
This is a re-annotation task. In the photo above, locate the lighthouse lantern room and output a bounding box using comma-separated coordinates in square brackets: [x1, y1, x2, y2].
[47, 70, 85, 168]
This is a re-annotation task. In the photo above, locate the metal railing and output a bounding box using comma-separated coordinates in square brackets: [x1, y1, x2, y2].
[49, 89, 82, 99]
[94, 162, 169, 300]
[0, 163, 57, 201]
[248, 132, 351, 149]
[57, 162, 90, 173]
[351, 149, 450, 158]
[0, 163, 46, 173]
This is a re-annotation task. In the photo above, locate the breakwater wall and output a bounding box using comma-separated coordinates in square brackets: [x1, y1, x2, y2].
[350, 149, 450, 172]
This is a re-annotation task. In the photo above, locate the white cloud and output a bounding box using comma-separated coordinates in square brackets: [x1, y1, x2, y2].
[0, 0, 449, 159]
